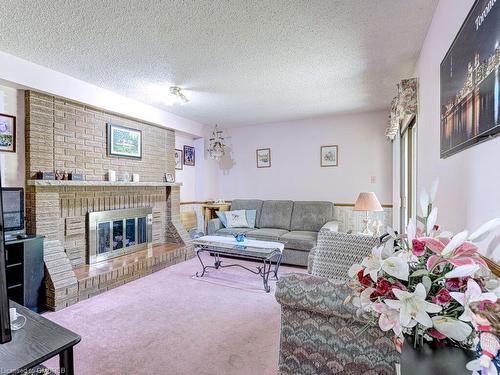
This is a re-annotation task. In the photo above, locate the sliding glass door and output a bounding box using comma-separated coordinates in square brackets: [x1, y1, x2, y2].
[400, 117, 417, 231]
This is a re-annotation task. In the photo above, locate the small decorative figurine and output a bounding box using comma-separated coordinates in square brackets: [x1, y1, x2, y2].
[466, 301, 499, 375]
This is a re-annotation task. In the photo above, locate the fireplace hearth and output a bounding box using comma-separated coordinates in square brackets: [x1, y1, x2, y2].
[88, 208, 153, 264]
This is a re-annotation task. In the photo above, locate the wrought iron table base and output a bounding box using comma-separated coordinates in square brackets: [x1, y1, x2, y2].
[195, 248, 283, 292]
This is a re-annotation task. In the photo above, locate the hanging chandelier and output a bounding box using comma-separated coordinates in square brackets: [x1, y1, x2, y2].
[207, 124, 226, 160]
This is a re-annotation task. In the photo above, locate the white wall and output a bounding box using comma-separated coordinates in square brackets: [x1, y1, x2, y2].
[415, 0, 500, 260]
[175, 133, 196, 202]
[0, 84, 24, 187]
[215, 110, 392, 204]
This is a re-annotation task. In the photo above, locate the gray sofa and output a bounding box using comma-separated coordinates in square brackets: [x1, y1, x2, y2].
[207, 199, 339, 266]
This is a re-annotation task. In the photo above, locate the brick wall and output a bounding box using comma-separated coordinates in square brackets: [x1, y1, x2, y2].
[25, 90, 175, 181]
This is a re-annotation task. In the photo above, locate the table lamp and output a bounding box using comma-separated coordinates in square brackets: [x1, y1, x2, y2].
[354, 192, 383, 235]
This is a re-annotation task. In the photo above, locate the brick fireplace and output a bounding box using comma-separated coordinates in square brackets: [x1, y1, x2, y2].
[24, 91, 192, 310]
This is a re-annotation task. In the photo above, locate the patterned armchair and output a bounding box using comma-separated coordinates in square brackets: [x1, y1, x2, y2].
[275, 231, 400, 375]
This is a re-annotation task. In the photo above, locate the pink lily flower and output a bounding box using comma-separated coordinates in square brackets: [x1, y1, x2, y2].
[419, 231, 487, 272]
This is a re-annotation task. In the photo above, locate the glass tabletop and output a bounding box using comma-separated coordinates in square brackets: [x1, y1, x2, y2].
[193, 238, 283, 259]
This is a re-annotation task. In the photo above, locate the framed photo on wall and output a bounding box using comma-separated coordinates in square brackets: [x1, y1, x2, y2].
[0, 113, 16, 153]
[107, 123, 142, 159]
[256, 148, 271, 168]
[440, 0, 500, 158]
[183, 145, 195, 166]
[320, 145, 338, 167]
[175, 149, 183, 170]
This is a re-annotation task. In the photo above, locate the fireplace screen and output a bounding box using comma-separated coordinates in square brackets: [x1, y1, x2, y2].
[88, 208, 153, 264]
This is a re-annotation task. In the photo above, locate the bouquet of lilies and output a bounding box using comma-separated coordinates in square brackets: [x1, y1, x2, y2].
[348, 180, 499, 349]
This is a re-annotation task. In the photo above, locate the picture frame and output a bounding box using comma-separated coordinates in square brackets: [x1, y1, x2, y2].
[183, 145, 195, 166]
[174, 149, 183, 170]
[320, 145, 338, 167]
[256, 148, 271, 168]
[107, 123, 142, 159]
[0, 113, 16, 153]
[165, 173, 175, 183]
[439, 0, 499, 158]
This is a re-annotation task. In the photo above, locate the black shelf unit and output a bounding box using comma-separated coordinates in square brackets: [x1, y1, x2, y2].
[4, 236, 44, 312]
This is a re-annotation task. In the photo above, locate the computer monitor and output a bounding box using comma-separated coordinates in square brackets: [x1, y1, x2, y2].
[1, 188, 24, 238]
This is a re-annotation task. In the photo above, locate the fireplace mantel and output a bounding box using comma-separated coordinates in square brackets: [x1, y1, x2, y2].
[27, 180, 182, 187]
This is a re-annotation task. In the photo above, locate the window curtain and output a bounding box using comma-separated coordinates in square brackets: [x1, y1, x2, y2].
[385, 78, 418, 140]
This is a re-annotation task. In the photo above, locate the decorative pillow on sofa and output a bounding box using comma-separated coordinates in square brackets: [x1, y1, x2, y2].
[216, 210, 257, 228]
[225, 210, 249, 228]
[216, 211, 228, 227]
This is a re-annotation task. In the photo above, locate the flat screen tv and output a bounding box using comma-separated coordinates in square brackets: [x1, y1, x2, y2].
[1, 188, 24, 238]
[0, 178, 12, 343]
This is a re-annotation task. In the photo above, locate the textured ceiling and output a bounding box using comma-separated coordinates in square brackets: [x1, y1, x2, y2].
[0, 0, 438, 127]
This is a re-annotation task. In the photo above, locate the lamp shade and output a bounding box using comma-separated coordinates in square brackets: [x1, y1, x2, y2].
[353, 192, 383, 212]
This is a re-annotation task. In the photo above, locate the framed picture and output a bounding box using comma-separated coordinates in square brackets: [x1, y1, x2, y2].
[320, 145, 338, 167]
[165, 173, 175, 183]
[256, 148, 271, 168]
[183, 145, 195, 166]
[174, 149, 183, 170]
[0, 113, 16, 153]
[440, 0, 499, 158]
[107, 123, 142, 159]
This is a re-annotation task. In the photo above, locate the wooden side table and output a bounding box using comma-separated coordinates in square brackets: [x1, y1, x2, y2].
[0, 301, 81, 375]
[201, 203, 231, 233]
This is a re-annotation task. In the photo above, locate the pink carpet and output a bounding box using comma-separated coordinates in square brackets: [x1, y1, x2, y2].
[43, 253, 305, 375]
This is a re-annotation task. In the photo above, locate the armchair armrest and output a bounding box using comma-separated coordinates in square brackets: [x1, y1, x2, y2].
[275, 272, 357, 319]
[207, 218, 223, 235]
[320, 220, 340, 232]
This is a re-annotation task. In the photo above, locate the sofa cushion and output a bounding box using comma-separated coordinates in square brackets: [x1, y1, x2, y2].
[290, 201, 334, 232]
[280, 231, 318, 252]
[258, 200, 294, 230]
[230, 200, 263, 224]
[246, 228, 288, 241]
[214, 227, 254, 236]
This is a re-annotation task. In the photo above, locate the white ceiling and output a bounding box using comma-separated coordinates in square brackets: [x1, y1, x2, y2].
[0, 0, 438, 127]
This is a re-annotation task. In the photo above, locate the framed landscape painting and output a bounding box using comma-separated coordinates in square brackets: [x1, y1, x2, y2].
[183, 145, 195, 166]
[440, 0, 500, 158]
[0, 113, 16, 153]
[175, 149, 183, 170]
[107, 123, 142, 159]
[256, 148, 271, 168]
[320, 145, 338, 167]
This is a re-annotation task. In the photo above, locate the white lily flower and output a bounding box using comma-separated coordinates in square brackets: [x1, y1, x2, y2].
[362, 246, 383, 282]
[373, 303, 403, 337]
[385, 283, 442, 328]
[419, 189, 430, 217]
[441, 230, 468, 256]
[429, 178, 439, 203]
[431, 316, 473, 341]
[426, 207, 438, 235]
[382, 256, 409, 281]
[357, 287, 375, 311]
[406, 218, 416, 246]
[444, 264, 480, 278]
[450, 279, 497, 322]
[469, 218, 500, 242]
[348, 263, 363, 278]
[386, 226, 398, 239]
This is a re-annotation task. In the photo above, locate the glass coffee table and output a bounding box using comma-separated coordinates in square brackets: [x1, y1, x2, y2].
[192, 236, 284, 292]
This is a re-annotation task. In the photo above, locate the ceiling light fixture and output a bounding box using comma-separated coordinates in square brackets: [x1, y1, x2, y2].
[207, 124, 226, 161]
[167, 86, 189, 105]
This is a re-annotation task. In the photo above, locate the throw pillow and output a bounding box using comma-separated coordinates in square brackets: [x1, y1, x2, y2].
[216, 211, 228, 227]
[225, 210, 249, 228]
[245, 210, 257, 228]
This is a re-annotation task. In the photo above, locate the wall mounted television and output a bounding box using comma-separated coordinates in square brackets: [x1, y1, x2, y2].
[1, 187, 24, 239]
